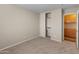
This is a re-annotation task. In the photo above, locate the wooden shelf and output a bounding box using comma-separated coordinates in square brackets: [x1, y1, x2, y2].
[64, 37, 76, 42]
[64, 13, 76, 42]
[64, 29, 76, 39]
[64, 22, 76, 24]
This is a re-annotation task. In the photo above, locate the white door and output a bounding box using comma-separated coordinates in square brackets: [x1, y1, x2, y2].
[77, 11, 79, 48]
[50, 9, 63, 42]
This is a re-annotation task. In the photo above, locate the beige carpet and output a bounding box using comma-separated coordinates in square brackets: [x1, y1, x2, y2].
[0, 37, 79, 54]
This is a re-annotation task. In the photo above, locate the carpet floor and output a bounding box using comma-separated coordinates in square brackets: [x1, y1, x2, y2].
[0, 37, 79, 54]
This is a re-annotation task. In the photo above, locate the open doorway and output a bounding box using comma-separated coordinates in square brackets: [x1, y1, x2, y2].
[45, 12, 51, 38]
[64, 13, 77, 43]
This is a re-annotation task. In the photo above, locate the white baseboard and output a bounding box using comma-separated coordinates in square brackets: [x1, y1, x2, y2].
[0, 35, 39, 51]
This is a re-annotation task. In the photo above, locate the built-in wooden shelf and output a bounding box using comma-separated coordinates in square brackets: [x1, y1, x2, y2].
[64, 22, 76, 24]
[64, 28, 76, 42]
[64, 13, 76, 42]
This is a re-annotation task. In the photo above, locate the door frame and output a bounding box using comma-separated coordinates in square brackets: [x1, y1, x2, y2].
[77, 11, 79, 48]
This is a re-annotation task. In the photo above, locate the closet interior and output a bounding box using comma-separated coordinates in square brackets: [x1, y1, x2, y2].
[64, 13, 76, 42]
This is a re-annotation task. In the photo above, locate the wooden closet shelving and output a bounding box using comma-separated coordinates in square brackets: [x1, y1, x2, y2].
[64, 13, 76, 42]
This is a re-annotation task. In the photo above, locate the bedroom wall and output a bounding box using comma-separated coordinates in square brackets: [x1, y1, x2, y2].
[0, 5, 39, 49]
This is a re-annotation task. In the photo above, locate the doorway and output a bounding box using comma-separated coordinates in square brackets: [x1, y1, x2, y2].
[45, 12, 51, 38]
[64, 13, 77, 43]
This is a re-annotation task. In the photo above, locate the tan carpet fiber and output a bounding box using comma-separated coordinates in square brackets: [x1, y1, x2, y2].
[0, 37, 79, 54]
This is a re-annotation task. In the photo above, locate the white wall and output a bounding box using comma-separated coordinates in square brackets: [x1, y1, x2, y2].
[40, 13, 46, 37]
[0, 5, 39, 49]
[50, 9, 63, 42]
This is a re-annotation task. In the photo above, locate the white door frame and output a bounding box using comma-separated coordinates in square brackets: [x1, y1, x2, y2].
[77, 11, 79, 48]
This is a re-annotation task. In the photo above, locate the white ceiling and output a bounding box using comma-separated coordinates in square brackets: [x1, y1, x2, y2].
[18, 4, 79, 13]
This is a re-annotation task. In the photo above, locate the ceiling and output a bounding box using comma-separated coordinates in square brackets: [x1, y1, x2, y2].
[18, 4, 79, 13]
